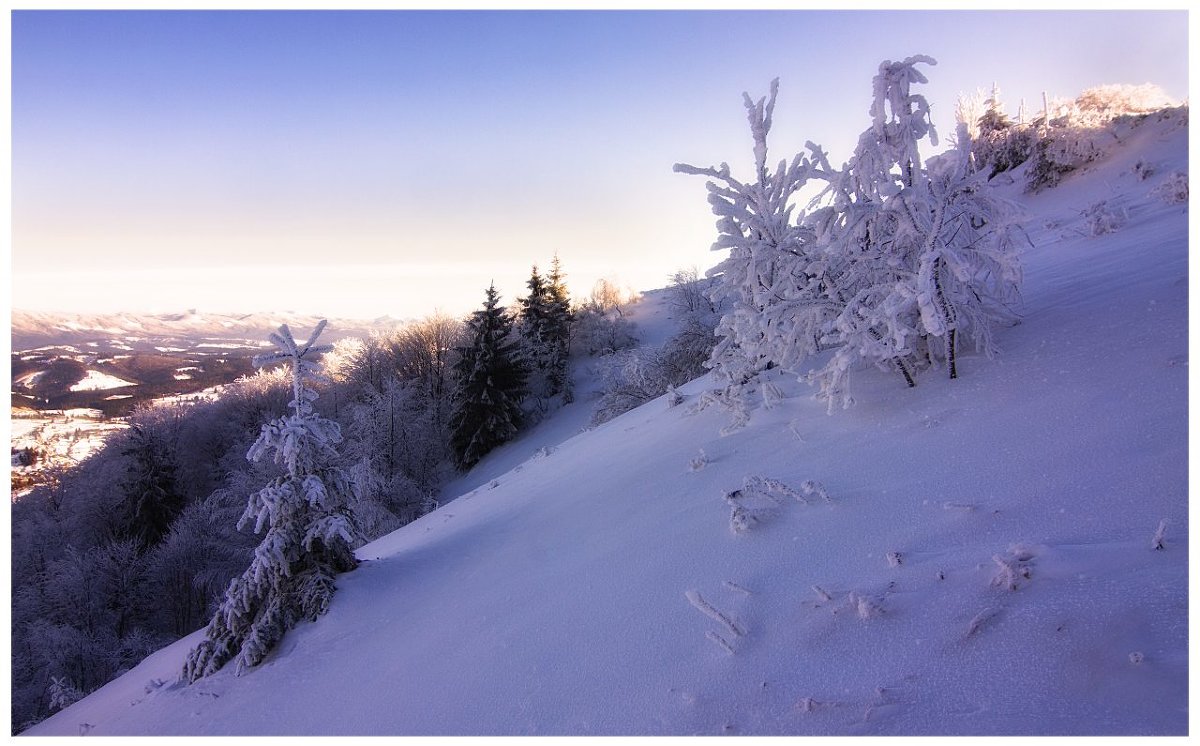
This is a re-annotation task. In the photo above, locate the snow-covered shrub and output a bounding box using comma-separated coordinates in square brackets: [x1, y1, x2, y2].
[960, 85, 1036, 177]
[591, 326, 714, 425]
[1027, 124, 1118, 191]
[1026, 84, 1178, 192]
[183, 321, 360, 682]
[1131, 160, 1156, 181]
[1150, 172, 1189, 205]
[676, 56, 1022, 415]
[724, 475, 825, 533]
[573, 303, 638, 357]
[1069, 84, 1177, 123]
[46, 676, 83, 713]
[591, 349, 672, 425]
[1082, 200, 1128, 236]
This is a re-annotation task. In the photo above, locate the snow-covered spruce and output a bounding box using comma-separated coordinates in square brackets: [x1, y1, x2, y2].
[675, 56, 1022, 415]
[182, 321, 359, 683]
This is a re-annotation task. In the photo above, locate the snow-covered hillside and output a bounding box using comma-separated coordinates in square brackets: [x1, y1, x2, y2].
[25, 111, 1188, 737]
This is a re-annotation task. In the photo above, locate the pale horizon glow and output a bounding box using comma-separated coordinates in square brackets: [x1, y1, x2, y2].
[10, 9, 1191, 320]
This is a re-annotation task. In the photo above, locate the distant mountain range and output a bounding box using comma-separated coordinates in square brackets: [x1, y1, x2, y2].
[11, 309, 408, 352]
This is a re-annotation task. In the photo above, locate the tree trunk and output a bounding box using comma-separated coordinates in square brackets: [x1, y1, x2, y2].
[933, 258, 957, 379]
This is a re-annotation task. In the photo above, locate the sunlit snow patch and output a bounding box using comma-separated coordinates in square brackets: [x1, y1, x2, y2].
[69, 370, 138, 391]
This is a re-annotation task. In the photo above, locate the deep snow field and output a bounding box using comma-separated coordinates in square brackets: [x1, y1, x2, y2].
[25, 109, 1188, 737]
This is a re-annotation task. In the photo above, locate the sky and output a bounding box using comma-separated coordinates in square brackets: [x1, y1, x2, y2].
[8, 7, 1192, 320]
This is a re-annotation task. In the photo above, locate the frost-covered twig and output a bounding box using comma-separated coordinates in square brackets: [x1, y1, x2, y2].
[988, 546, 1036, 592]
[800, 480, 833, 504]
[1151, 519, 1168, 550]
[705, 630, 736, 656]
[964, 607, 1000, 638]
[723, 580, 752, 595]
[685, 590, 745, 637]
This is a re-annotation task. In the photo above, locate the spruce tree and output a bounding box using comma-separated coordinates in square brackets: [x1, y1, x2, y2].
[119, 421, 183, 549]
[182, 321, 358, 682]
[544, 255, 574, 399]
[449, 284, 529, 469]
[519, 258, 573, 401]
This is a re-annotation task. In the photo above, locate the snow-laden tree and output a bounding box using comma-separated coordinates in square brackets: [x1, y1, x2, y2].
[450, 284, 530, 469]
[676, 56, 1023, 415]
[182, 321, 359, 682]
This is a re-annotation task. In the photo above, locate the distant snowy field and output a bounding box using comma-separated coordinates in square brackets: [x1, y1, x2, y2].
[27, 111, 1187, 736]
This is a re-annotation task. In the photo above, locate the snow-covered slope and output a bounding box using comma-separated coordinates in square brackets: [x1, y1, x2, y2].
[25, 113, 1188, 737]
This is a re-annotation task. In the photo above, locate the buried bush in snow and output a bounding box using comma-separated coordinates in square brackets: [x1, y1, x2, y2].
[1082, 200, 1127, 236]
[725, 475, 830, 533]
[1150, 172, 1189, 205]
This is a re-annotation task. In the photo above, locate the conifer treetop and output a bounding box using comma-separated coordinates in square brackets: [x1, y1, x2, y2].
[253, 321, 332, 418]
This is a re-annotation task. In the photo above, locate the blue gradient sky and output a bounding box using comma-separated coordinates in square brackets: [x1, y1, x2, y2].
[10, 9, 1190, 319]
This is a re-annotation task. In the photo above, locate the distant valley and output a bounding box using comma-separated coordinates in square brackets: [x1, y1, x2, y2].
[11, 309, 403, 416]
[10, 309, 405, 494]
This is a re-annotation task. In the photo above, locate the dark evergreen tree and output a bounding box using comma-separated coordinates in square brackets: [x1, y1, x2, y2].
[449, 284, 529, 469]
[545, 254, 574, 400]
[518, 257, 573, 401]
[118, 420, 184, 549]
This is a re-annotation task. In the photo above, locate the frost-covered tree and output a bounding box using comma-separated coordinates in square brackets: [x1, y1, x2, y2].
[182, 321, 359, 682]
[450, 284, 530, 469]
[573, 278, 639, 357]
[966, 84, 1036, 178]
[676, 56, 1023, 415]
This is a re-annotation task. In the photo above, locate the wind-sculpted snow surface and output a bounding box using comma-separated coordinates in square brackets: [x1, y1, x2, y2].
[26, 101, 1187, 737]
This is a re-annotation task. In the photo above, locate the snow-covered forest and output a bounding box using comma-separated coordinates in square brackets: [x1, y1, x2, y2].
[13, 58, 1188, 736]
